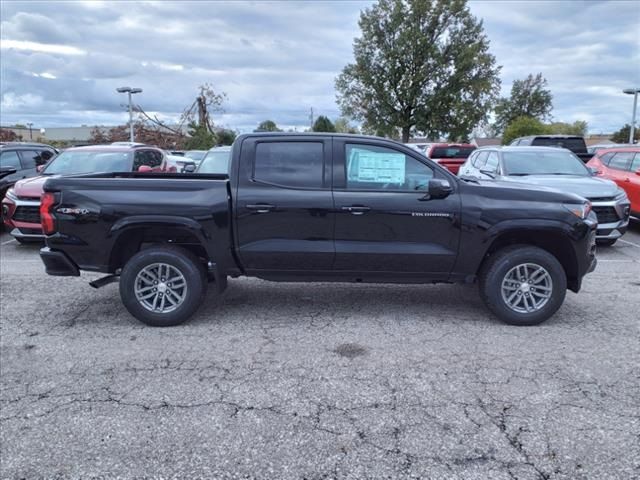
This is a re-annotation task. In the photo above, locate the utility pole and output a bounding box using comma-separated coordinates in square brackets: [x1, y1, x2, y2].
[309, 107, 314, 130]
[26, 122, 33, 140]
[623, 88, 640, 144]
[116, 86, 143, 142]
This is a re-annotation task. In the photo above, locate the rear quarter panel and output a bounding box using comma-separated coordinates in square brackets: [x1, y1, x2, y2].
[43, 176, 234, 273]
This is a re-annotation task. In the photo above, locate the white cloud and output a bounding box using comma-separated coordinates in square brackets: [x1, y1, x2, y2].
[0, 39, 86, 55]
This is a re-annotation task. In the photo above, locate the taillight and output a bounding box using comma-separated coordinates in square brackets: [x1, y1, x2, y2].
[40, 192, 56, 235]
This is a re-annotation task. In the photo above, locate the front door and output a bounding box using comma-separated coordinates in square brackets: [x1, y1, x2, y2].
[332, 140, 460, 277]
[234, 136, 334, 273]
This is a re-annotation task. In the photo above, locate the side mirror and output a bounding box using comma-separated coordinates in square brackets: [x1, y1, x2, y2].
[137, 165, 153, 173]
[183, 164, 196, 173]
[422, 178, 453, 200]
[37, 165, 45, 173]
[587, 166, 600, 176]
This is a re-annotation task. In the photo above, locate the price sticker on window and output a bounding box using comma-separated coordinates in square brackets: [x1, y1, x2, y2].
[348, 149, 406, 184]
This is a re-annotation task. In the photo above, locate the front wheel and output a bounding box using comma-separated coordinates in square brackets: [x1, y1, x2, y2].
[119, 246, 207, 327]
[479, 245, 567, 326]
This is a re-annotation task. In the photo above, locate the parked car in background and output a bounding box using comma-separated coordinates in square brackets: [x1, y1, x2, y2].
[166, 155, 197, 173]
[2, 144, 170, 242]
[183, 150, 207, 165]
[193, 146, 232, 173]
[425, 143, 476, 174]
[509, 135, 593, 163]
[404, 143, 431, 155]
[458, 146, 630, 246]
[587, 146, 640, 219]
[0, 142, 57, 203]
[587, 143, 633, 154]
[40, 133, 597, 328]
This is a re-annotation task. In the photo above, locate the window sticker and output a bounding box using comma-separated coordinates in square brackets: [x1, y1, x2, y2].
[348, 148, 405, 183]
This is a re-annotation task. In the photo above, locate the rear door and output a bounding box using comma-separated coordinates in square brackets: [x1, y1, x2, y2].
[234, 136, 334, 272]
[626, 153, 640, 213]
[332, 139, 460, 276]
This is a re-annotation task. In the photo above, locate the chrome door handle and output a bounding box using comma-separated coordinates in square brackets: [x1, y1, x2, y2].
[246, 204, 275, 213]
[341, 206, 371, 215]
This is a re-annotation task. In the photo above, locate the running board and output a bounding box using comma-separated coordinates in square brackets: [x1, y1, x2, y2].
[89, 275, 120, 289]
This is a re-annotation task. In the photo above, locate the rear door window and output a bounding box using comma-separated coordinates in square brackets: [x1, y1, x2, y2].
[599, 152, 615, 165]
[0, 151, 22, 169]
[608, 152, 634, 171]
[254, 142, 324, 188]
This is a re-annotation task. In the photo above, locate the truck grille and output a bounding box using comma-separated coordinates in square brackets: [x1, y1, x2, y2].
[13, 206, 41, 224]
[592, 206, 619, 224]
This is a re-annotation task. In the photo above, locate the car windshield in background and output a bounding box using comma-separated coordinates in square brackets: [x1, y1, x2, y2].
[531, 138, 585, 151]
[502, 151, 589, 176]
[430, 147, 475, 158]
[198, 150, 231, 174]
[184, 150, 207, 161]
[43, 151, 131, 175]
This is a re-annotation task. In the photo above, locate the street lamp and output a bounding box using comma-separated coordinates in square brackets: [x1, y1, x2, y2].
[623, 88, 640, 144]
[26, 122, 33, 140]
[116, 86, 143, 142]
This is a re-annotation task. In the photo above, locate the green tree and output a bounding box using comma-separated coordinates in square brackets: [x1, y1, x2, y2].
[334, 117, 359, 134]
[494, 73, 553, 133]
[501, 116, 551, 145]
[312, 115, 336, 132]
[546, 120, 588, 136]
[254, 120, 282, 132]
[216, 128, 237, 145]
[610, 124, 639, 143]
[336, 0, 501, 143]
[185, 122, 216, 150]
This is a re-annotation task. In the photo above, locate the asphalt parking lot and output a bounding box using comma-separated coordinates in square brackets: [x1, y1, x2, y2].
[1, 226, 639, 480]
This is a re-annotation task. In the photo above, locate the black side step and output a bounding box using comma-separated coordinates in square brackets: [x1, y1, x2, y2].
[89, 275, 120, 289]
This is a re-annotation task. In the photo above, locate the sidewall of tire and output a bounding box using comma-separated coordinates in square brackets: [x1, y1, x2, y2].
[480, 246, 567, 326]
[119, 247, 206, 327]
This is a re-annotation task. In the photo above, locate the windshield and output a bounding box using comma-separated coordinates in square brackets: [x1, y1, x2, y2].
[197, 150, 230, 174]
[430, 146, 475, 159]
[502, 151, 589, 176]
[43, 150, 131, 175]
[531, 137, 586, 153]
[184, 150, 206, 161]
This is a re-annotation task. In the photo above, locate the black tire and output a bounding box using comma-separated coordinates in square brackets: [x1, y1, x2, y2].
[479, 245, 567, 326]
[119, 246, 207, 327]
[596, 238, 617, 247]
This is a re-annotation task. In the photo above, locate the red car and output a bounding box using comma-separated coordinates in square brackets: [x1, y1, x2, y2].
[587, 146, 640, 218]
[2, 144, 172, 243]
[425, 143, 476, 174]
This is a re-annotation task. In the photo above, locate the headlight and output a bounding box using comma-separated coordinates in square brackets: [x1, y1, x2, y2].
[615, 189, 629, 201]
[4, 188, 17, 201]
[564, 202, 592, 219]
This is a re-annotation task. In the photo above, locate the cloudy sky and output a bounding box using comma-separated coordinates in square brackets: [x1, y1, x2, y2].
[1, 0, 639, 134]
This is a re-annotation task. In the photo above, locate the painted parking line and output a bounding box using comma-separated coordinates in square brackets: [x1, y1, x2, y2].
[1, 239, 17, 245]
[619, 238, 640, 249]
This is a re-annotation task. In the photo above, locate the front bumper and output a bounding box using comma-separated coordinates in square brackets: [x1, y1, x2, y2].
[592, 199, 630, 240]
[2, 195, 43, 239]
[40, 247, 80, 276]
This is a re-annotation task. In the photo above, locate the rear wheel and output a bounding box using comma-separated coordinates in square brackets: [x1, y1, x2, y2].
[119, 246, 207, 327]
[479, 245, 566, 326]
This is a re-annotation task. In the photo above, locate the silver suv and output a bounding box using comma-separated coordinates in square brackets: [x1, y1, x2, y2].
[458, 146, 631, 246]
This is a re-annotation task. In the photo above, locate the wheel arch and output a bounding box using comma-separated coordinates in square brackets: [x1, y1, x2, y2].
[480, 228, 580, 292]
[107, 216, 226, 292]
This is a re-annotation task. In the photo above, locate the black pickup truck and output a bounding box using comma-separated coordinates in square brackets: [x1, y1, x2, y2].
[509, 135, 594, 163]
[39, 133, 597, 327]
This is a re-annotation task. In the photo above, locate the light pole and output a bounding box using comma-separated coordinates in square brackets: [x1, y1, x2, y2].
[26, 122, 33, 140]
[116, 86, 143, 142]
[623, 88, 640, 144]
